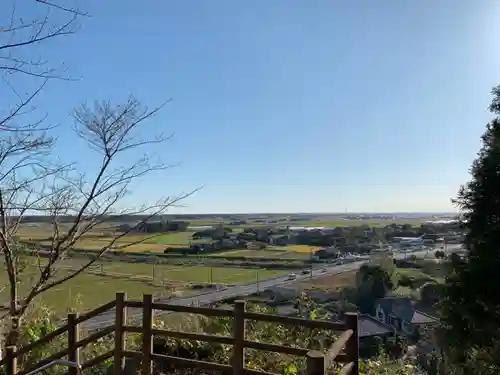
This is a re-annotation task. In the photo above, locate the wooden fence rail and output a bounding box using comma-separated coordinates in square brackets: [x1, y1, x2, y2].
[1, 292, 359, 375]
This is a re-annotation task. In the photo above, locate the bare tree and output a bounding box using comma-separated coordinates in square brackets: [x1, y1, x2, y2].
[0, 2, 197, 345]
[2, 97, 198, 345]
[1, 0, 82, 345]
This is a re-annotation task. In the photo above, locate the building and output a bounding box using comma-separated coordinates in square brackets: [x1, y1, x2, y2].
[374, 297, 438, 339]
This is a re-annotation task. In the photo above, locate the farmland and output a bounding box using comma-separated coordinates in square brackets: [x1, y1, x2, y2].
[209, 249, 309, 259]
[277, 245, 320, 253]
[297, 270, 357, 292]
[16, 214, 438, 257]
[0, 257, 286, 315]
[29, 231, 194, 253]
[6, 213, 454, 316]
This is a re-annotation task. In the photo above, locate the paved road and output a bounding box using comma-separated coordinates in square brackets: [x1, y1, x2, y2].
[82, 245, 462, 330]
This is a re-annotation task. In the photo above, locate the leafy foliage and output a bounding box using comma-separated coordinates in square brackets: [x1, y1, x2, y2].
[441, 86, 500, 374]
[356, 258, 397, 314]
[8, 294, 419, 375]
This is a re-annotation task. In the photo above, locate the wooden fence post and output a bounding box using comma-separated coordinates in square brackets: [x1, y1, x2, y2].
[114, 292, 127, 375]
[142, 294, 154, 375]
[5, 346, 17, 375]
[232, 300, 245, 375]
[67, 313, 80, 375]
[306, 350, 325, 375]
[344, 312, 359, 375]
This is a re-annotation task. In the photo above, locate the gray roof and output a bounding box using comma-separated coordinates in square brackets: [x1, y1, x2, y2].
[377, 297, 438, 325]
[358, 315, 394, 338]
[411, 310, 438, 325]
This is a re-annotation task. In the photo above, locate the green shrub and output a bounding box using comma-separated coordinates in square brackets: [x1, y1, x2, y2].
[10, 295, 419, 375]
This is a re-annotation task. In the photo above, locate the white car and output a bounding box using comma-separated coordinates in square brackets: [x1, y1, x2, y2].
[286, 273, 297, 281]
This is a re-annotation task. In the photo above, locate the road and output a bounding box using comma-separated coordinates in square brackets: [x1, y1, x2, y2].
[82, 245, 462, 330]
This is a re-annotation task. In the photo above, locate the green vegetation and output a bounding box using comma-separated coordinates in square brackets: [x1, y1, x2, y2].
[440, 86, 500, 374]
[14, 294, 418, 375]
[355, 258, 397, 314]
[209, 249, 308, 259]
[2, 271, 170, 315]
[0, 259, 286, 315]
[148, 232, 194, 245]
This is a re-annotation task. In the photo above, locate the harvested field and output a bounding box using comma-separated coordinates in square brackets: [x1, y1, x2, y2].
[210, 249, 307, 259]
[278, 245, 320, 253]
[296, 270, 357, 292]
[37, 239, 167, 252]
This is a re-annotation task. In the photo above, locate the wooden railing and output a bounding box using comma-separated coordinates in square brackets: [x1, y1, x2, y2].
[1, 292, 359, 375]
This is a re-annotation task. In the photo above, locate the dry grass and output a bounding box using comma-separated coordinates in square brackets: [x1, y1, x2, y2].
[279, 245, 320, 253]
[297, 270, 357, 292]
[38, 239, 167, 252]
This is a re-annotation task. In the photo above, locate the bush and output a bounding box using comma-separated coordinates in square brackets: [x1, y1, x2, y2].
[420, 282, 445, 305]
[434, 250, 445, 259]
[398, 274, 415, 288]
[11, 295, 419, 375]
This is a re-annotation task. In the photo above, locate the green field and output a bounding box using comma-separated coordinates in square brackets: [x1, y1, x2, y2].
[0, 270, 169, 315]
[143, 232, 194, 245]
[210, 249, 308, 259]
[0, 259, 286, 315]
[49, 258, 285, 283]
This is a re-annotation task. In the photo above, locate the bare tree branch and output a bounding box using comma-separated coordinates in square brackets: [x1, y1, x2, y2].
[0, 1, 198, 348]
[1, 97, 199, 329]
[35, 0, 91, 18]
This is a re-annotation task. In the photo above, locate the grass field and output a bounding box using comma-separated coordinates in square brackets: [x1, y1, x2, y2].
[210, 249, 308, 259]
[35, 231, 194, 253]
[47, 257, 286, 284]
[297, 270, 357, 292]
[36, 239, 167, 252]
[0, 259, 286, 314]
[99, 262, 284, 284]
[277, 245, 320, 253]
[124, 232, 194, 245]
[0, 270, 171, 315]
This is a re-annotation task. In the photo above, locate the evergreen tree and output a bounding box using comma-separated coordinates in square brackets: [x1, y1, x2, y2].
[441, 86, 500, 373]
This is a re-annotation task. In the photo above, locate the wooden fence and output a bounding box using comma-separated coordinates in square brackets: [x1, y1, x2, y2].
[0, 292, 359, 375]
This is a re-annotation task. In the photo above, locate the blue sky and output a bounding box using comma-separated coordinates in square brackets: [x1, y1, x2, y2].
[11, 0, 500, 213]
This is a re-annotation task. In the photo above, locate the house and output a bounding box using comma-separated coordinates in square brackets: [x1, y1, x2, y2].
[269, 234, 293, 246]
[374, 297, 438, 339]
[328, 315, 395, 358]
[357, 314, 394, 340]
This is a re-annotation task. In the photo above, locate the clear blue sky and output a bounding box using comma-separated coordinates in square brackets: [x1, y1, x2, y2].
[14, 0, 500, 213]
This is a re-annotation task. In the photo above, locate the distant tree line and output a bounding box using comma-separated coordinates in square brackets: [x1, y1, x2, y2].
[118, 220, 190, 233]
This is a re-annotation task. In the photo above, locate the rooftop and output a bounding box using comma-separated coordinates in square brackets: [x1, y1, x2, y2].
[358, 314, 394, 338]
[377, 297, 438, 325]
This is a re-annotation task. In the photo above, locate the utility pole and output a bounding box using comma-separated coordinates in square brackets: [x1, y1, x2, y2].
[209, 267, 213, 284]
[152, 263, 156, 281]
[310, 247, 313, 279]
[256, 270, 260, 293]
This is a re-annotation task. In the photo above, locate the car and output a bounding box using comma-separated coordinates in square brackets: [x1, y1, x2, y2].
[286, 273, 297, 280]
[321, 268, 327, 273]
[301, 270, 310, 275]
